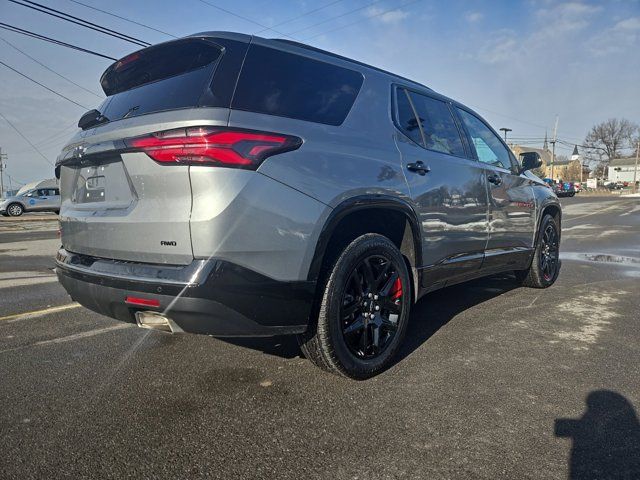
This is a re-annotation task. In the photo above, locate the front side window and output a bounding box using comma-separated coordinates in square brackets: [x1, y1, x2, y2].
[457, 109, 513, 170]
[407, 92, 465, 157]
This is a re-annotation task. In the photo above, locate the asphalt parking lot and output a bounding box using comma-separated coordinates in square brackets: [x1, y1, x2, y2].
[1, 197, 639, 479]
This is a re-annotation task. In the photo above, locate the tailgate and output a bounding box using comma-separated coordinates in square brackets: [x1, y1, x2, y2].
[59, 151, 194, 265]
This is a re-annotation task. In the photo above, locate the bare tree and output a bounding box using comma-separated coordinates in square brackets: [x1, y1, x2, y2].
[584, 118, 638, 161]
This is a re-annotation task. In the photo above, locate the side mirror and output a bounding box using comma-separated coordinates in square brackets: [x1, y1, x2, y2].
[78, 109, 108, 130]
[519, 151, 542, 173]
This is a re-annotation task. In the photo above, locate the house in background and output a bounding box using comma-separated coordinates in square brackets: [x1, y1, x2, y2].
[510, 144, 587, 181]
[608, 158, 639, 183]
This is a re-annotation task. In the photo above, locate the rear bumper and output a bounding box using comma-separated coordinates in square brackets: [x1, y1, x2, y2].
[55, 248, 314, 336]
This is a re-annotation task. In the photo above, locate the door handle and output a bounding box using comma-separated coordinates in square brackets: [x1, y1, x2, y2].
[487, 173, 502, 186]
[407, 161, 430, 176]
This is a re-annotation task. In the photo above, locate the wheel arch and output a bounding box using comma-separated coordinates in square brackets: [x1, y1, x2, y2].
[536, 202, 562, 244]
[306, 195, 422, 301]
[7, 201, 26, 213]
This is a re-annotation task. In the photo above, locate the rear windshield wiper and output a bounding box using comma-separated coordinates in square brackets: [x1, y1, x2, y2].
[121, 105, 140, 119]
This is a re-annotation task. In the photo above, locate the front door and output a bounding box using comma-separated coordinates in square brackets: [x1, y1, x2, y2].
[455, 108, 537, 270]
[35, 188, 57, 210]
[393, 87, 489, 288]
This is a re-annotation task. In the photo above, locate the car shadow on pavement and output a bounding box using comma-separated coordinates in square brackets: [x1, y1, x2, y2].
[223, 273, 520, 363]
[391, 272, 518, 367]
[555, 390, 640, 479]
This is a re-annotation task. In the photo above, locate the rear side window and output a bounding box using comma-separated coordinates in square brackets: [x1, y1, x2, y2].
[395, 89, 424, 146]
[232, 45, 364, 125]
[407, 91, 465, 157]
[98, 38, 223, 121]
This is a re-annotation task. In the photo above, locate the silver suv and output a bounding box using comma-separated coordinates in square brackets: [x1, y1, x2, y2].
[1, 188, 61, 216]
[55, 32, 561, 378]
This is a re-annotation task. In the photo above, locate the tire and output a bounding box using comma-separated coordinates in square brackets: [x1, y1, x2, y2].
[515, 214, 560, 288]
[7, 203, 24, 217]
[298, 233, 411, 379]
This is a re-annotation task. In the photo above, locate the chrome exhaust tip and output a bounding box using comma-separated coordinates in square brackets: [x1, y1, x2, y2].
[134, 311, 182, 333]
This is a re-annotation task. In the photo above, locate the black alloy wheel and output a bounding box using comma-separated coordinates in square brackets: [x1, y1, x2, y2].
[340, 255, 403, 359]
[298, 233, 411, 379]
[539, 222, 559, 282]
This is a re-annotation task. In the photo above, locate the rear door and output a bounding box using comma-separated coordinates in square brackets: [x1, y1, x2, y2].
[455, 107, 536, 270]
[393, 87, 489, 288]
[58, 36, 248, 265]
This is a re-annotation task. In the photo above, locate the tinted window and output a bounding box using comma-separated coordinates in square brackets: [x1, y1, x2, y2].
[233, 45, 364, 125]
[99, 67, 215, 120]
[408, 92, 465, 157]
[98, 39, 223, 121]
[457, 109, 512, 170]
[395, 88, 424, 146]
[101, 39, 222, 95]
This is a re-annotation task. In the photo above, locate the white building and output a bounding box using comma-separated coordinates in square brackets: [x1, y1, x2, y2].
[608, 158, 639, 183]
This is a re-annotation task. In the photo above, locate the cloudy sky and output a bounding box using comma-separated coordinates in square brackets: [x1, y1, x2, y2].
[0, 0, 639, 185]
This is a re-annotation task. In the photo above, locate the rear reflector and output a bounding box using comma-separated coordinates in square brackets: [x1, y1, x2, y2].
[124, 127, 302, 169]
[125, 296, 160, 308]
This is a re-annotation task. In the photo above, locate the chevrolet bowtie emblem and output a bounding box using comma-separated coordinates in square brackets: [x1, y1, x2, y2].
[73, 145, 86, 158]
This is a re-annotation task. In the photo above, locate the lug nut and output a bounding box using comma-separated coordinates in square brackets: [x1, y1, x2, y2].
[374, 295, 379, 300]
[368, 293, 373, 298]
[375, 305, 380, 311]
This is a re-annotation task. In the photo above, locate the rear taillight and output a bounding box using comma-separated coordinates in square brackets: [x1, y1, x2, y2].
[124, 127, 302, 169]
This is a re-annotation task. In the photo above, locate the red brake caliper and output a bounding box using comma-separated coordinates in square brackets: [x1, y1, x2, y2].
[390, 277, 403, 301]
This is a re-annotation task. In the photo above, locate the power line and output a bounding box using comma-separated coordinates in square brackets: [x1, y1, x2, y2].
[0, 23, 117, 60]
[14, 122, 79, 155]
[289, 0, 387, 36]
[303, 0, 424, 40]
[0, 35, 103, 99]
[195, 0, 295, 39]
[6, 172, 26, 186]
[253, 0, 344, 34]
[0, 60, 91, 109]
[9, 0, 150, 47]
[65, 0, 177, 39]
[0, 110, 54, 166]
[464, 103, 548, 131]
[35, 122, 79, 146]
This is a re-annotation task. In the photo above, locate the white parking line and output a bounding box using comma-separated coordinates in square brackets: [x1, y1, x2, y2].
[0, 303, 82, 323]
[34, 324, 130, 346]
[0, 276, 58, 289]
[0, 323, 132, 354]
[563, 201, 628, 223]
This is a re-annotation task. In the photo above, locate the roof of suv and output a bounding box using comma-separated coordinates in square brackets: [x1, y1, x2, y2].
[191, 31, 435, 95]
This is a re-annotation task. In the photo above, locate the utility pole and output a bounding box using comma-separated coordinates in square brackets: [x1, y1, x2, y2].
[550, 116, 559, 181]
[499, 127, 512, 143]
[633, 141, 639, 194]
[0, 147, 6, 199]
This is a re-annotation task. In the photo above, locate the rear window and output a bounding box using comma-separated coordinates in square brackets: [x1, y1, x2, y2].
[232, 45, 364, 126]
[98, 38, 223, 121]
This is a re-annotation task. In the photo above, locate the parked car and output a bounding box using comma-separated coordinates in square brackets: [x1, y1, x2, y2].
[553, 182, 575, 197]
[605, 181, 624, 190]
[55, 32, 562, 378]
[0, 187, 61, 216]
